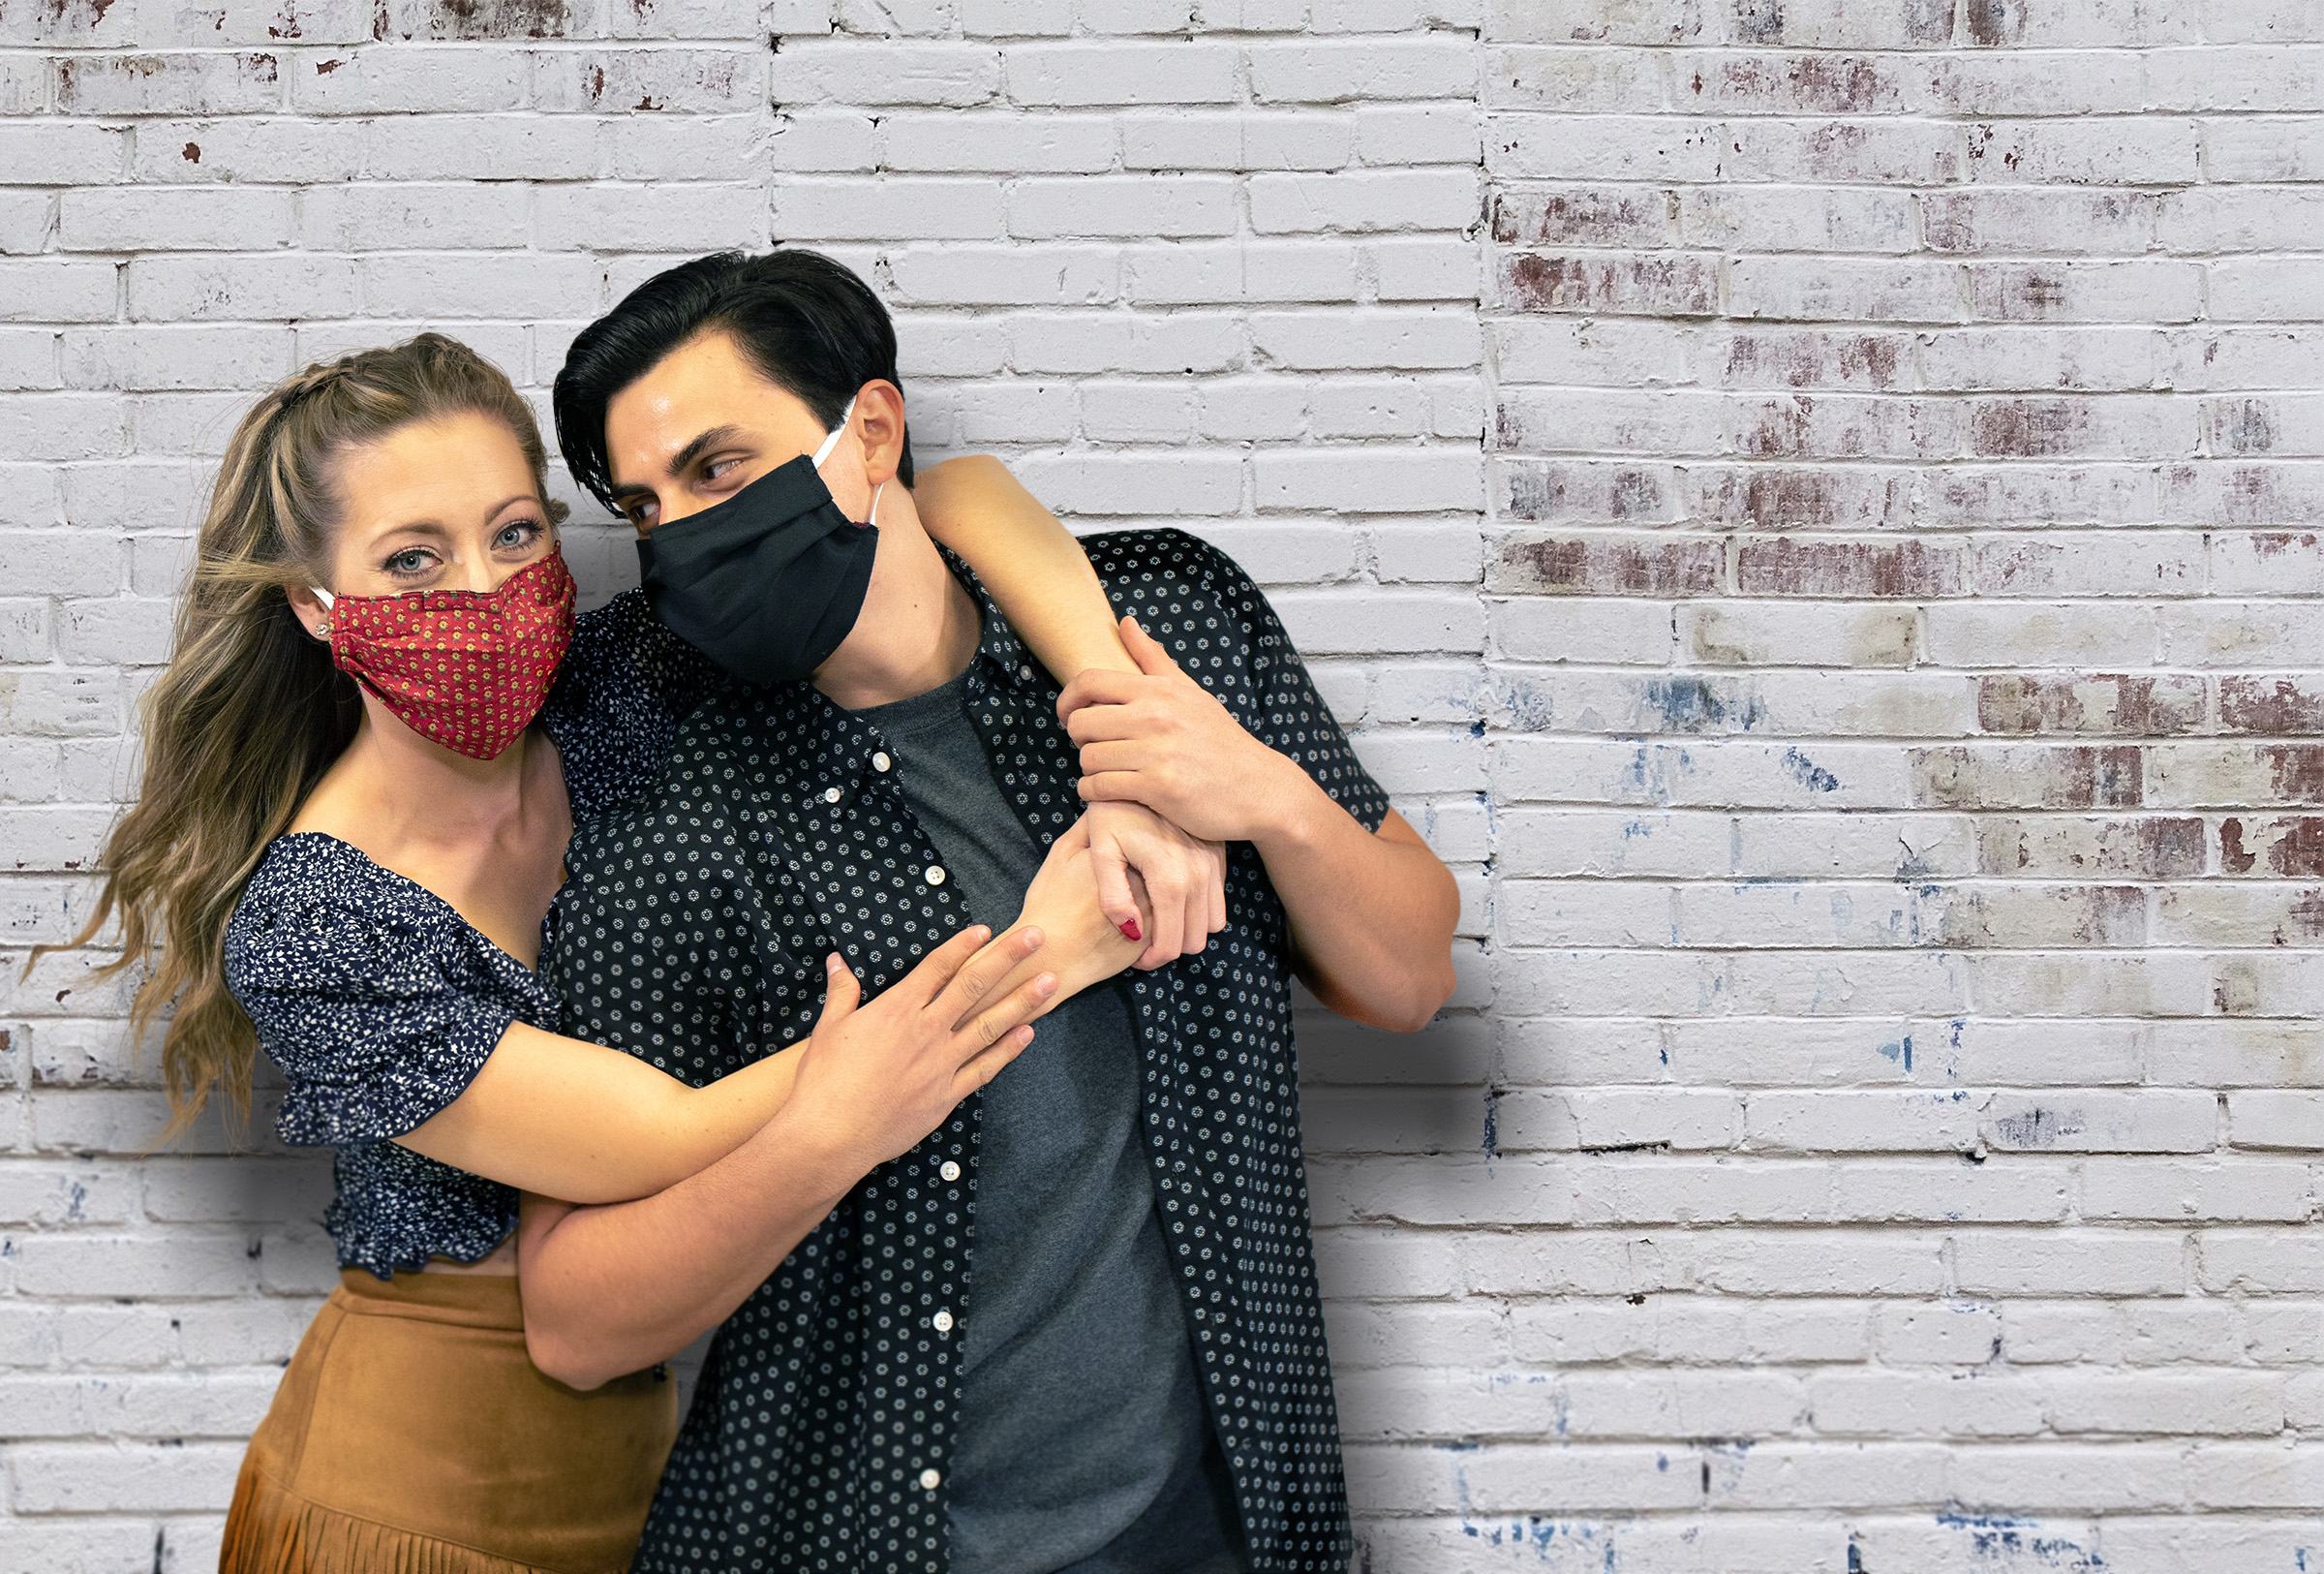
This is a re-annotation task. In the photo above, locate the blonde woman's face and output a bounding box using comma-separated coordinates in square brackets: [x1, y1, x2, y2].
[318, 411, 555, 600]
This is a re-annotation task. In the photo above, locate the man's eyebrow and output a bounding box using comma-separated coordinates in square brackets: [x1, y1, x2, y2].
[665, 425, 748, 481]
[608, 424, 749, 506]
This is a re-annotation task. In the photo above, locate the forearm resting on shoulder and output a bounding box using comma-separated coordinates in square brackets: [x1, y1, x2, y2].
[393, 1022, 803, 1205]
[912, 455, 1137, 682]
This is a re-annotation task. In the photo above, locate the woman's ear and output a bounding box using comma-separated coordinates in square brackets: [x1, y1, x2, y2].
[284, 585, 331, 639]
[855, 380, 907, 489]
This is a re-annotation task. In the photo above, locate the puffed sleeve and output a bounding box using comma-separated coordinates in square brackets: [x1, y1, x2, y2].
[544, 591, 726, 825]
[223, 888, 516, 1148]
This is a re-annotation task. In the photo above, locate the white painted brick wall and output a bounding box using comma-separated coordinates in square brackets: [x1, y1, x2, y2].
[4, 0, 2323, 1569]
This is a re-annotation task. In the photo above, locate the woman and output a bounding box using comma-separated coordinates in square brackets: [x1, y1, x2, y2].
[58, 334, 1214, 1572]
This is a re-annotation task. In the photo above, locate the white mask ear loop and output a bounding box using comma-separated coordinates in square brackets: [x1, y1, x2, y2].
[867, 479, 884, 528]
[307, 586, 335, 638]
[810, 395, 858, 472]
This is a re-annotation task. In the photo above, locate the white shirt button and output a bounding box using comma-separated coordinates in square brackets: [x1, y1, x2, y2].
[932, 1310, 953, 1333]
[939, 1160, 961, 1182]
[918, 1468, 941, 1491]
[926, 865, 946, 885]
[872, 752, 891, 772]
[1019, 664, 1035, 682]
[822, 787, 841, 804]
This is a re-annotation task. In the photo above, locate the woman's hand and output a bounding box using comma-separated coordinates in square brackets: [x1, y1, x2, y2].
[785, 923, 1057, 1172]
[970, 821, 1153, 1011]
[1078, 799, 1228, 970]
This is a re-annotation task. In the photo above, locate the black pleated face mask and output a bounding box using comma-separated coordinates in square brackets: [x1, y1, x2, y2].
[635, 414, 881, 687]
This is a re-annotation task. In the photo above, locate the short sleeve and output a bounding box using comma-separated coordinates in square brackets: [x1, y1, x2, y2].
[1133, 531, 1393, 835]
[224, 891, 515, 1148]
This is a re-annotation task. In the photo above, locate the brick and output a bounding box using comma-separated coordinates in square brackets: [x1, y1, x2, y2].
[1118, 109, 1354, 172]
[1737, 538, 1964, 598]
[1247, 36, 1475, 103]
[1250, 169, 1481, 234]
[1491, 532, 1723, 597]
[1975, 816, 2208, 879]
[55, 51, 283, 115]
[1011, 175, 1236, 239]
[60, 185, 296, 252]
[1496, 251, 1718, 316]
[2218, 815, 2324, 878]
[2148, 744, 2324, 809]
[1003, 42, 1237, 106]
[1729, 256, 1964, 323]
[358, 113, 596, 179]
[0, 260, 117, 324]
[1682, 186, 1915, 254]
[1911, 746, 2143, 810]
[1976, 674, 2204, 737]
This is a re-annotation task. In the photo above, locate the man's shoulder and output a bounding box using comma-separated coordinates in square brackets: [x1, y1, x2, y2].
[1078, 527, 1271, 642]
[1079, 526, 1245, 593]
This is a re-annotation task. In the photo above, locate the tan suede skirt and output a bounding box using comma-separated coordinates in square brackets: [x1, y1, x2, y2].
[221, 1270, 678, 1574]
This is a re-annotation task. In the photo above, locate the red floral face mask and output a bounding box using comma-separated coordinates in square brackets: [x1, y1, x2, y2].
[313, 552, 575, 761]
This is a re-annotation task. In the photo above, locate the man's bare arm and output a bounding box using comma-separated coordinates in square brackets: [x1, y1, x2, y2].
[1061, 618, 1458, 1033]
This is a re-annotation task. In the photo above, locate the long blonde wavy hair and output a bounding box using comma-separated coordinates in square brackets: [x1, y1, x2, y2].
[46, 333, 568, 1140]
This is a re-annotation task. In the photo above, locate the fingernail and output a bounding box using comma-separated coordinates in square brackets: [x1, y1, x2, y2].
[1120, 918, 1143, 941]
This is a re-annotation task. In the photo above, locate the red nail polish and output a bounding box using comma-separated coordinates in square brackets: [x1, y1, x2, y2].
[1120, 918, 1142, 942]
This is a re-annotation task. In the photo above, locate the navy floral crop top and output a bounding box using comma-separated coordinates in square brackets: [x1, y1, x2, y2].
[220, 593, 717, 1279]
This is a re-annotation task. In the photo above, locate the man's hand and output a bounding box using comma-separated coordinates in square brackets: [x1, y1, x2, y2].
[1079, 799, 1227, 970]
[1058, 616, 1312, 847]
[786, 924, 1055, 1172]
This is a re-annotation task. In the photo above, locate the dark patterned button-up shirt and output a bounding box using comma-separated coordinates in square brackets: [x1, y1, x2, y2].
[541, 530, 1389, 1574]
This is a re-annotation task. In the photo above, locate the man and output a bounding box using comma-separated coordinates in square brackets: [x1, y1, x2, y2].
[524, 250, 1458, 1573]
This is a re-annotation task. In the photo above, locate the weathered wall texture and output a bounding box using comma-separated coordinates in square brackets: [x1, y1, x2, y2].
[4, 0, 2322, 1568]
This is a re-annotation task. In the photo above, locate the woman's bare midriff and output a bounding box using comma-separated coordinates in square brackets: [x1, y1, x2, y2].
[418, 1233, 517, 1275]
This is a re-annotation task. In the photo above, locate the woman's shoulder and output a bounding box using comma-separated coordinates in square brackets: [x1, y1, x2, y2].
[224, 833, 464, 991]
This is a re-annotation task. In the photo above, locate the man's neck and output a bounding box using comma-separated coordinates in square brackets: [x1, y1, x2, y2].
[812, 506, 982, 711]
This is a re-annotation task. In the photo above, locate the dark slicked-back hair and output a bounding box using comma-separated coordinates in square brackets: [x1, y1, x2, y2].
[552, 249, 913, 514]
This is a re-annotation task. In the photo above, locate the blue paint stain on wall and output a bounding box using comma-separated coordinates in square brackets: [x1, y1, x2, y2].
[1455, 1518, 1620, 1568]
[1782, 746, 1841, 792]
[1876, 1034, 1914, 1071]
[1934, 1512, 2105, 1569]
[1638, 675, 1765, 734]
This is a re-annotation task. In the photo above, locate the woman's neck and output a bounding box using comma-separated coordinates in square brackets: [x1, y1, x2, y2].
[295, 695, 547, 863]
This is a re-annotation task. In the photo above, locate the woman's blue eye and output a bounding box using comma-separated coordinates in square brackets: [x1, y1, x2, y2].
[385, 550, 429, 573]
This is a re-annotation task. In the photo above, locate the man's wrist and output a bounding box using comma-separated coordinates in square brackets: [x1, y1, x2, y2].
[1245, 750, 1337, 857]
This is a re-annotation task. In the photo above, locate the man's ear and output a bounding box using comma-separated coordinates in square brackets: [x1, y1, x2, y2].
[855, 380, 908, 488]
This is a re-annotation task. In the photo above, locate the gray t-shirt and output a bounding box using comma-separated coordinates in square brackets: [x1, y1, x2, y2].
[856, 664, 1243, 1574]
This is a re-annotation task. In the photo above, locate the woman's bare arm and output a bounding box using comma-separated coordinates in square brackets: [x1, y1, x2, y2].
[913, 454, 1229, 962]
[913, 455, 1139, 683]
[519, 927, 1055, 1390]
[393, 1027, 806, 1205]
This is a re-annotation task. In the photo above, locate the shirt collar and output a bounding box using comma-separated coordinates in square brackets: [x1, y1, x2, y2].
[751, 548, 1053, 809]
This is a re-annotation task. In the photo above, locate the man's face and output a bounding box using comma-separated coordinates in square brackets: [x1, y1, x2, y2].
[602, 329, 886, 538]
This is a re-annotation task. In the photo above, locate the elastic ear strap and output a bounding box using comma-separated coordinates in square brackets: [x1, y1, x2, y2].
[310, 588, 335, 609]
[868, 480, 884, 526]
[811, 394, 859, 471]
